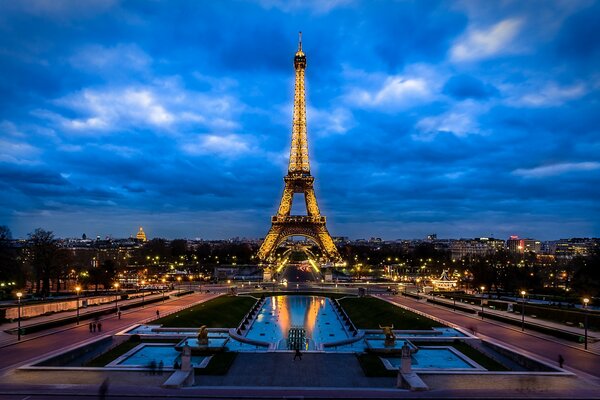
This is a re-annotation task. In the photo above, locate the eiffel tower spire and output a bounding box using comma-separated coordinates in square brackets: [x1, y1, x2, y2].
[288, 31, 310, 174]
[257, 34, 340, 262]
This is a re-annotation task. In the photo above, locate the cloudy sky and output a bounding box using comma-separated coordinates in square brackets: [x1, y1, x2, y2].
[1, 0, 599, 240]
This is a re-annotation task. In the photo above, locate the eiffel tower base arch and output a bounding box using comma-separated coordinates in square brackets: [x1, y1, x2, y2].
[257, 218, 339, 263]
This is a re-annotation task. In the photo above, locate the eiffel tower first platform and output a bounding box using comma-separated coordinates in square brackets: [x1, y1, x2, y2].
[257, 33, 341, 263]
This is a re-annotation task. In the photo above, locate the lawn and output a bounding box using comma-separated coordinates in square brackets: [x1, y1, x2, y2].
[196, 352, 237, 375]
[154, 295, 257, 328]
[339, 296, 442, 330]
[356, 353, 396, 377]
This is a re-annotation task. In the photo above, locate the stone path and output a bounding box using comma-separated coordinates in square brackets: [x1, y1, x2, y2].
[0, 292, 220, 375]
[198, 353, 394, 387]
[377, 294, 600, 382]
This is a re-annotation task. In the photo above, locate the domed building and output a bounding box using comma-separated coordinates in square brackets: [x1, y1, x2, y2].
[136, 227, 147, 242]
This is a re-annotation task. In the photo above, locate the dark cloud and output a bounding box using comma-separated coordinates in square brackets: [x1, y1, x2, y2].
[443, 74, 499, 100]
[0, 1, 598, 240]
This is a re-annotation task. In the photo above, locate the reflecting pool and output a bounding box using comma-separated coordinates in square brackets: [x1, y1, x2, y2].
[384, 347, 478, 370]
[244, 295, 351, 350]
[113, 344, 207, 368]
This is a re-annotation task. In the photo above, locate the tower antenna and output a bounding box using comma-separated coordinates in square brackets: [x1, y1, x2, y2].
[298, 31, 302, 51]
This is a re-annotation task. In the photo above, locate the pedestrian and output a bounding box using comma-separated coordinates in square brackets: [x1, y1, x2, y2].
[97, 322, 102, 332]
[92, 322, 96, 332]
[294, 348, 302, 361]
[156, 309, 160, 318]
[118, 311, 121, 320]
[98, 377, 109, 400]
[558, 354, 564, 368]
[89, 322, 93, 333]
[149, 360, 157, 375]
[158, 360, 164, 376]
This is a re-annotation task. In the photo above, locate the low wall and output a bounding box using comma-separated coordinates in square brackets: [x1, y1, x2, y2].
[4, 293, 149, 320]
[420, 372, 577, 391]
[13, 368, 167, 386]
[37, 336, 117, 367]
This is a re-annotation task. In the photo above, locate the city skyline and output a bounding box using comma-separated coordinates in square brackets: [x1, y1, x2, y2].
[1, 1, 600, 240]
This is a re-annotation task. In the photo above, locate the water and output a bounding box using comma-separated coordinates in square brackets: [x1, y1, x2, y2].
[126, 325, 229, 338]
[116, 344, 206, 368]
[178, 338, 229, 348]
[385, 347, 476, 370]
[244, 295, 351, 350]
[364, 327, 465, 339]
[365, 339, 412, 350]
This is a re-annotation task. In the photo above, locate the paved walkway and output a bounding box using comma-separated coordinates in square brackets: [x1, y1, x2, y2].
[0, 292, 220, 374]
[377, 294, 600, 381]
[199, 353, 394, 387]
[420, 293, 600, 349]
[0, 291, 179, 347]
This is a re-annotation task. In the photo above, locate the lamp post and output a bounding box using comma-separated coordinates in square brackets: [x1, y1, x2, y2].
[16, 292, 22, 341]
[189, 276, 193, 291]
[451, 297, 456, 312]
[161, 278, 166, 302]
[114, 283, 120, 314]
[75, 286, 81, 324]
[480, 286, 485, 320]
[520, 290, 526, 331]
[583, 298, 590, 350]
[177, 277, 182, 294]
[141, 280, 146, 308]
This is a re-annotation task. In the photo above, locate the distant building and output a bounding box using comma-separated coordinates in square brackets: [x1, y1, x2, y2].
[554, 238, 598, 259]
[507, 236, 541, 254]
[450, 238, 505, 261]
[136, 227, 147, 242]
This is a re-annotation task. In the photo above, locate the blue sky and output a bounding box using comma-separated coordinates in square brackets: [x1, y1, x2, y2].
[1, 0, 599, 240]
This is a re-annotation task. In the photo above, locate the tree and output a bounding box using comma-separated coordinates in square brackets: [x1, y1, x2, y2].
[27, 228, 59, 297]
[0, 226, 21, 296]
[571, 248, 600, 298]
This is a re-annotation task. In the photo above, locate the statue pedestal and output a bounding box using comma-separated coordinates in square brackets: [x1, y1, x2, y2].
[181, 344, 192, 372]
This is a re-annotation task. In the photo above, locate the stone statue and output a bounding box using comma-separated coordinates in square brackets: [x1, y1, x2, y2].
[379, 324, 396, 344]
[197, 325, 209, 346]
[400, 342, 412, 373]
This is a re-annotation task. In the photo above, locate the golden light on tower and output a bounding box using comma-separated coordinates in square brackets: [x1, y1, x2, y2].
[257, 32, 340, 262]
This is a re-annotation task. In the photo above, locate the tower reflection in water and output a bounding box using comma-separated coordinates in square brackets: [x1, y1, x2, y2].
[272, 295, 325, 350]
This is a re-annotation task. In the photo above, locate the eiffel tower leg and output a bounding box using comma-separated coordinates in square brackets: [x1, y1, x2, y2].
[304, 187, 320, 216]
[314, 225, 340, 260]
[277, 185, 294, 217]
[257, 224, 283, 261]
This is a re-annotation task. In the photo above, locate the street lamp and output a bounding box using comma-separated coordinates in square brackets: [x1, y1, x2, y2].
[520, 290, 526, 331]
[480, 286, 485, 320]
[141, 280, 146, 308]
[451, 296, 456, 312]
[189, 276, 193, 291]
[16, 292, 22, 341]
[75, 286, 81, 324]
[177, 276, 182, 294]
[161, 278, 166, 302]
[114, 283, 120, 314]
[583, 297, 590, 350]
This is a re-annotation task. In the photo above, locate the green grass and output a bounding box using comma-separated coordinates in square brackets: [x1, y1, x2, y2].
[356, 353, 396, 377]
[154, 295, 257, 328]
[412, 340, 510, 371]
[196, 352, 237, 375]
[339, 297, 442, 330]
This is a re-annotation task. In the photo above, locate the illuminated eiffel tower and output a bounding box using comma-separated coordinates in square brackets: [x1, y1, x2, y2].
[257, 33, 341, 262]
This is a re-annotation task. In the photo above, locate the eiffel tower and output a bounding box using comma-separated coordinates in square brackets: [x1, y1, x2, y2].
[257, 33, 341, 262]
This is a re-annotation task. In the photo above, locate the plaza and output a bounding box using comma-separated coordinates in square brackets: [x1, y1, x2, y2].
[0, 278, 599, 399]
